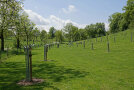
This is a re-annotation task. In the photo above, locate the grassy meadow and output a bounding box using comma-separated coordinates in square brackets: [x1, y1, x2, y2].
[0, 29, 134, 90]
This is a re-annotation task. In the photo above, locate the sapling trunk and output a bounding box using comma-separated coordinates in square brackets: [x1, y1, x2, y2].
[1, 30, 4, 51]
[83, 41, 85, 48]
[91, 42, 93, 50]
[107, 35, 109, 42]
[114, 35, 116, 43]
[7, 46, 9, 57]
[0, 50, 1, 62]
[17, 38, 20, 49]
[77, 43, 78, 47]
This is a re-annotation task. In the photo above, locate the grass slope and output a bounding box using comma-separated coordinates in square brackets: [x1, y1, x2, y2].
[0, 29, 134, 90]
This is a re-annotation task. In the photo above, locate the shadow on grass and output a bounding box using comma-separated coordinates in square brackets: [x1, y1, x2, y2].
[0, 61, 88, 90]
[33, 63, 89, 82]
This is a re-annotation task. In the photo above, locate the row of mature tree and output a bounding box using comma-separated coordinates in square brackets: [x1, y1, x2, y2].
[109, 0, 134, 33]
[63, 23, 106, 42]
[48, 22, 106, 43]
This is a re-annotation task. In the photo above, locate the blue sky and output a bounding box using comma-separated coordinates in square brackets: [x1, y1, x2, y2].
[23, 0, 127, 31]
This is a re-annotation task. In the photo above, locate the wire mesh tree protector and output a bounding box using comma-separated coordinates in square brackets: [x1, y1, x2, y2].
[24, 46, 32, 82]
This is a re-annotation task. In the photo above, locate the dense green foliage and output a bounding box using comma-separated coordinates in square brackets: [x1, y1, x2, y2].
[40, 30, 47, 42]
[49, 27, 56, 39]
[55, 30, 64, 43]
[109, 0, 134, 33]
[0, 0, 23, 51]
[85, 23, 106, 38]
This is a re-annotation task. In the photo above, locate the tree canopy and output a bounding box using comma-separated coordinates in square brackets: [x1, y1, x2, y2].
[109, 0, 134, 33]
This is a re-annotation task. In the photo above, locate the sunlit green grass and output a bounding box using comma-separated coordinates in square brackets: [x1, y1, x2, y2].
[0, 29, 134, 90]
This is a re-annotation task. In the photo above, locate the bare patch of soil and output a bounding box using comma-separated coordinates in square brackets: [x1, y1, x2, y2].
[17, 78, 44, 86]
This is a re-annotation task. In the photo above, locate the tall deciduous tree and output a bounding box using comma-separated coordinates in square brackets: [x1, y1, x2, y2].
[20, 13, 35, 46]
[85, 23, 106, 38]
[55, 30, 64, 43]
[71, 25, 79, 41]
[79, 29, 87, 40]
[63, 23, 72, 42]
[85, 24, 97, 38]
[12, 10, 23, 49]
[123, 0, 134, 29]
[0, 0, 22, 51]
[40, 30, 47, 42]
[32, 28, 40, 42]
[49, 27, 56, 39]
[108, 13, 122, 33]
[63, 23, 79, 42]
[109, 0, 134, 32]
[96, 23, 106, 36]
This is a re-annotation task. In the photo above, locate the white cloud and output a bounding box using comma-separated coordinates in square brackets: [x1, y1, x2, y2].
[24, 9, 50, 25]
[62, 5, 77, 14]
[24, 9, 109, 32]
[24, 9, 86, 32]
[105, 23, 109, 31]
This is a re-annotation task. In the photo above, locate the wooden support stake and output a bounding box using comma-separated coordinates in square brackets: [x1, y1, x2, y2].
[25, 46, 29, 81]
[107, 42, 110, 52]
[29, 46, 32, 81]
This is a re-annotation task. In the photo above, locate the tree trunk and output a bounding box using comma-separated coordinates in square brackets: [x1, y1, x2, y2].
[27, 35, 29, 46]
[17, 38, 20, 48]
[1, 30, 4, 51]
[36, 36, 37, 41]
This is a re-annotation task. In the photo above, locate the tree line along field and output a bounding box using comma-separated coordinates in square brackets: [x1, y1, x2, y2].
[0, 29, 134, 90]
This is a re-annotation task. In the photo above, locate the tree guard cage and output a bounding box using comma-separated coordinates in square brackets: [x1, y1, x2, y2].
[107, 42, 110, 52]
[83, 41, 85, 48]
[57, 43, 59, 48]
[44, 44, 48, 61]
[24, 45, 32, 82]
[91, 42, 94, 50]
[0, 50, 1, 61]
